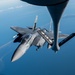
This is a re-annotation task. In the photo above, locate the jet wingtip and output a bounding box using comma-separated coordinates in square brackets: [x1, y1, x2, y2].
[10, 26, 15, 30]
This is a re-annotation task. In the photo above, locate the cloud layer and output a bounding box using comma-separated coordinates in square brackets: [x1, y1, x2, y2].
[0, 4, 31, 13]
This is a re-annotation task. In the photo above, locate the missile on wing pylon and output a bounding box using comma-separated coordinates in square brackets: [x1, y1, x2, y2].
[21, 0, 69, 50]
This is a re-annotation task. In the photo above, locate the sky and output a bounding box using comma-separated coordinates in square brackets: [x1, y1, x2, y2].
[0, 0, 75, 75]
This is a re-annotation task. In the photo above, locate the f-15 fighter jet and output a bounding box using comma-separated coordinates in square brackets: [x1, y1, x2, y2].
[11, 16, 68, 62]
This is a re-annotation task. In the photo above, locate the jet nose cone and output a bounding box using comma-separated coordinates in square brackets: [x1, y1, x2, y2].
[11, 49, 26, 62]
[11, 42, 30, 62]
[11, 51, 25, 62]
[11, 57, 16, 62]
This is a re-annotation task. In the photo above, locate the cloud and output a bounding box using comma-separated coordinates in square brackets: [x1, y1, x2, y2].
[15, 5, 23, 9]
[8, 7, 14, 10]
[0, 40, 13, 50]
[7, 5, 23, 10]
[0, 4, 31, 13]
[0, 10, 4, 12]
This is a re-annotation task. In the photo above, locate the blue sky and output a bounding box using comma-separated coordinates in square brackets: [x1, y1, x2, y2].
[0, 0, 75, 75]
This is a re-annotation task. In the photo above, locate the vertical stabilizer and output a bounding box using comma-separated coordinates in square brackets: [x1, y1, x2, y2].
[33, 15, 38, 31]
[49, 18, 53, 32]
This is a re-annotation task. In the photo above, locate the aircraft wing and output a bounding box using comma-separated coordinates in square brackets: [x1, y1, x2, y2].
[10, 26, 33, 35]
[59, 34, 69, 39]
[45, 31, 68, 39]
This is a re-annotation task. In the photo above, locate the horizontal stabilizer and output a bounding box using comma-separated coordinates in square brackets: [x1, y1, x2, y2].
[10, 26, 32, 35]
[59, 34, 69, 39]
[10, 26, 26, 34]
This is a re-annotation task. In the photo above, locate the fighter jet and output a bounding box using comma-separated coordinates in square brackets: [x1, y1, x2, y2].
[11, 16, 68, 62]
[21, 0, 69, 51]
[11, 16, 46, 62]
